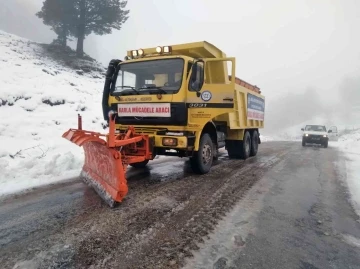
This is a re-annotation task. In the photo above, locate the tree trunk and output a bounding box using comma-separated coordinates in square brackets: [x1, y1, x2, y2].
[76, 0, 86, 57]
[76, 35, 84, 56]
[61, 24, 67, 47]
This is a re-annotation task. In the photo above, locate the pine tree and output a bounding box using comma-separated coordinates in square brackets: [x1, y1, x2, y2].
[36, 0, 76, 47]
[73, 0, 130, 57]
[37, 0, 129, 57]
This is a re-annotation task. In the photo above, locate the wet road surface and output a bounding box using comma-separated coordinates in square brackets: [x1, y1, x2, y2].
[184, 142, 360, 269]
[0, 142, 359, 269]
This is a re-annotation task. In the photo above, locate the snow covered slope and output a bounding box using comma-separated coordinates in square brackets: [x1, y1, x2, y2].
[0, 30, 107, 196]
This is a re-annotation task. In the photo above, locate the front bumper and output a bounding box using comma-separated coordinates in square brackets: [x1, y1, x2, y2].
[303, 135, 328, 144]
[154, 135, 190, 149]
[117, 126, 195, 150]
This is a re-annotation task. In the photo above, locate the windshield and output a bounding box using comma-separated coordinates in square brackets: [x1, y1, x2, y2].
[113, 58, 184, 95]
[304, 125, 326, 132]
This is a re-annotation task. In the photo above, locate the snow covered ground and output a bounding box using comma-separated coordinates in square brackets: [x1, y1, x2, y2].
[0, 30, 106, 196]
[333, 129, 360, 216]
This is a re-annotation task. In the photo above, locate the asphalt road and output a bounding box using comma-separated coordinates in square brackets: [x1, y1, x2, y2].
[0, 141, 359, 269]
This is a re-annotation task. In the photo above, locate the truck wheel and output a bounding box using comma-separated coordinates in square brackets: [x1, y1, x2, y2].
[226, 132, 251, 160]
[129, 160, 149, 168]
[213, 146, 219, 161]
[190, 133, 214, 174]
[323, 141, 328, 148]
[302, 139, 306, 147]
[226, 132, 251, 159]
[250, 130, 259, 157]
[241, 131, 251, 159]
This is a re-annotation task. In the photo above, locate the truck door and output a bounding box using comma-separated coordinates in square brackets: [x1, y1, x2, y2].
[328, 125, 338, 141]
[186, 58, 235, 126]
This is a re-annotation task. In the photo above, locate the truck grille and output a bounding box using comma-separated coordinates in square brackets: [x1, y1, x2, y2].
[308, 134, 322, 140]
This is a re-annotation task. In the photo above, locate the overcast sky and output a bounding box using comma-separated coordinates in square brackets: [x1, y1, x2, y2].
[1, 0, 359, 105]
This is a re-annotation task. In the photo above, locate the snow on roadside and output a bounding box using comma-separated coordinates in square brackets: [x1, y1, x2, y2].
[334, 129, 360, 216]
[259, 134, 275, 142]
[0, 30, 106, 196]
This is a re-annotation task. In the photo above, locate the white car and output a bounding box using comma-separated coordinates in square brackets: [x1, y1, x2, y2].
[301, 125, 333, 148]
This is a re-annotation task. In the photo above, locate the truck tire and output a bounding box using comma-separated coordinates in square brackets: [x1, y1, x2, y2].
[226, 131, 251, 160]
[323, 141, 328, 148]
[190, 133, 214, 174]
[241, 131, 251, 159]
[213, 147, 219, 161]
[302, 138, 306, 147]
[129, 160, 149, 168]
[250, 130, 259, 157]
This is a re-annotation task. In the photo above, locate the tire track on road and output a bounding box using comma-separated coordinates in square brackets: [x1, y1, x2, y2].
[76, 146, 291, 269]
[0, 142, 292, 269]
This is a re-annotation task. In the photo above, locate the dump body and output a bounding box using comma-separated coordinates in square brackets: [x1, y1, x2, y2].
[215, 76, 265, 140]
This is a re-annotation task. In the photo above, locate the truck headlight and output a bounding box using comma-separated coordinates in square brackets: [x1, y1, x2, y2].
[131, 50, 138, 57]
[163, 46, 172, 53]
[304, 133, 309, 137]
[323, 135, 327, 138]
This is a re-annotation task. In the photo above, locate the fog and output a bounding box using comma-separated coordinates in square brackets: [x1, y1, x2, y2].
[1, 0, 360, 133]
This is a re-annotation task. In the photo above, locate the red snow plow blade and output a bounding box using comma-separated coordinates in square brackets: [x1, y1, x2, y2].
[62, 114, 152, 207]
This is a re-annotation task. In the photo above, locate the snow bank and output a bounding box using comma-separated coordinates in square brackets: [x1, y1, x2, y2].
[334, 129, 360, 216]
[0, 30, 106, 196]
[259, 134, 276, 142]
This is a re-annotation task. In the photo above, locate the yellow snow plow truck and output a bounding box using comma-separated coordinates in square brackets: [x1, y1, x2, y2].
[62, 41, 265, 207]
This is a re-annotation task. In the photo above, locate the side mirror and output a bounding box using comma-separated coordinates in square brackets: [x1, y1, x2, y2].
[103, 59, 121, 121]
[110, 65, 121, 94]
[190, 62, 198, 83]
[301, 128, 304, 131]
[328, 130, 332, 133]
[190, 60, 204, 92]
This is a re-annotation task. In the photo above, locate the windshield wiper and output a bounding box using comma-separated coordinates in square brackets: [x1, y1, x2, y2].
[114, 85, 140, 95]
[138, 86, 167, 94]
